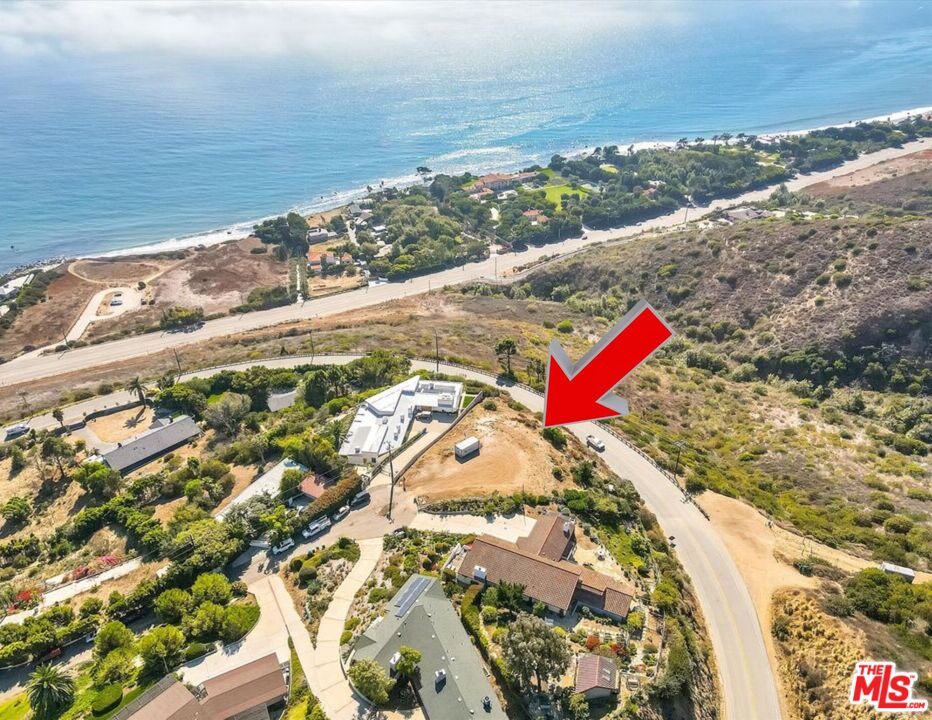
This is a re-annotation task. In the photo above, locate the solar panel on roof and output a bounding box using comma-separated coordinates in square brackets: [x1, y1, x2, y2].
[394, 576, 431, 617]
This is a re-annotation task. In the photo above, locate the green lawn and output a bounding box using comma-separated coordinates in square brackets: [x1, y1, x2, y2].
[599, 163, 619, 174]
[542, 184, 589, 208]
[0, 693, 29, 720]
[461, 393, 477, 408]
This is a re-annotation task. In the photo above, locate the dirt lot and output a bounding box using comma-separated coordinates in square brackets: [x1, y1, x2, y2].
[70, 257, 177, 284]
[404, 403, 572, 502]
[152, 236, 288, 311]
[85, 405, 155, 443]
[807, 148, 932, 191]
[0, 268, 98, 357]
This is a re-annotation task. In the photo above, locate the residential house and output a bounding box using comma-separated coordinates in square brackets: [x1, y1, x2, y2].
[307, 227, 337, 242]
[102, 416, 201, 475]
[575, 654, 619, 700]
[298, 473, 333, 501]
[476, 170, 539, 192]
[339, 377, 463, 465]
[522, 209, 549, 225]
[353, 575, 508, 720]
[113, 654, 287, 720]
[456, 513, 635, 620]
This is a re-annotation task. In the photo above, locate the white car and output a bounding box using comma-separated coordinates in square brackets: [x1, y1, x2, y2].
[271, 538, 295, 555]
[331, 505, 350, 523]
[586, 435, 605, 451]
[302, 517, 332, 539]
[4, 423, 29, 440]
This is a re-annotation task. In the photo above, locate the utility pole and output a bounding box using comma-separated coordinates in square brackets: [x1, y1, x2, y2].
[310, 329, 315, 363]
[434, 330, 440, 373]
[387, 448, 396, 522]
[172, 347, 182, 374]
[672, 440, 686, 487]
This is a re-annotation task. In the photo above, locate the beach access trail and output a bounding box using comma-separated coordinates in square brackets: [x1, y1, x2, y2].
[0, 137, 928, 390]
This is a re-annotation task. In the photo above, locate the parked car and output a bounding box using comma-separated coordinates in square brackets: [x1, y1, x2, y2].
[271, 538, 295, 555]
[302, 517, 332, 539]
[331, 505, 350, 523]
[586, 435, 605, 452]
[350, 491, 370, 508]
[4, 423, 29, 441]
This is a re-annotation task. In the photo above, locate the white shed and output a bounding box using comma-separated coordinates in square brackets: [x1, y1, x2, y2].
[454, 436, 480, 459]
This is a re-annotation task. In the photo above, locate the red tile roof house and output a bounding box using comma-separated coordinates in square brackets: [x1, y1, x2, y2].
[456, 512, 635, 620]
[298, 473, 333, 500]
[575, 654, 619, 700]
[522, 209, 549, 225]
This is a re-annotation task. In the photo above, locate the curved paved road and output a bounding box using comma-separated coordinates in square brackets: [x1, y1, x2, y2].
[1, 137, 927, 391]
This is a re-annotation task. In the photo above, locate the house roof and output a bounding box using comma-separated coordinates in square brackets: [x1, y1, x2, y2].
[517, 512, 575, 561]
[575, 654, 618, 694]
[299, 474, 331, 499]
[112, 676, 201, 720]
[201, 654, 287, 720]
[353, 575, 507, 720]
[102, 416, 201, 474]
[461, 536, 580, 612]
[461, 526, 635, 617]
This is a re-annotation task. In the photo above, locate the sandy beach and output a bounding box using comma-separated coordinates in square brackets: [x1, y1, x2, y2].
[17, 104, 928, 273]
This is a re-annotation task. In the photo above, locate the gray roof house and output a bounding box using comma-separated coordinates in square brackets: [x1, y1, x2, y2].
[352, 575, 507, 720]
[102, 415, 201, 475]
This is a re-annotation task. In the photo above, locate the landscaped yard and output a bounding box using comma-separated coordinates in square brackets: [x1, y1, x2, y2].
[541, 183, 589, 208]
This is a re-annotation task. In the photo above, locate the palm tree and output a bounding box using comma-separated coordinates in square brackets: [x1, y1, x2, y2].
[52, 408, 65, 429]
[27, 664, 75, 719]
[128, 377, 147, 406]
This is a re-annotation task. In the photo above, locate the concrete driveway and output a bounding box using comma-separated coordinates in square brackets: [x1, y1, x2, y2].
[179, 576, 290, 687]
[311, 538, 382, 720]
[409, 512, 536, 542]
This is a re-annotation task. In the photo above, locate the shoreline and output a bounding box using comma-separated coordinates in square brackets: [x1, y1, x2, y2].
[0, 132, 928, 388]
[4, 103, 931, 277]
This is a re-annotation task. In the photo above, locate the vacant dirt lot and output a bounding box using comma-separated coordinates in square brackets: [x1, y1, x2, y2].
[153, 236, 288, 311]
[70, 257, 176, 284]
[85, 405, 155, 443]
[808, 148, 932, 191]
[0, 268, 98, 357]
[404, 403, 571, 502]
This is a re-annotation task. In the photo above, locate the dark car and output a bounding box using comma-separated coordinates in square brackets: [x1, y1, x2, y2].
[350, 491, 370, 508]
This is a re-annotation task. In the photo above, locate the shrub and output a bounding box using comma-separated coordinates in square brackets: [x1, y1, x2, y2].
[184, 642, 211, 661]
[340, 630, 353, 645]
[91, 684, 123, 715]
[556, 320, 574, 333]
[542, 427, 567, 450]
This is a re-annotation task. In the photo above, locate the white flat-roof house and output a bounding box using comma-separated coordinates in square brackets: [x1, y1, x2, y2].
[339, 376, 463, 465]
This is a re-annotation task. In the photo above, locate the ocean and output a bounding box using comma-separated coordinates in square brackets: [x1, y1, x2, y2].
[1, 0, 931, 272]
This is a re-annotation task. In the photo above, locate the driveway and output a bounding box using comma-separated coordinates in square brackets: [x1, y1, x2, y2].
[66, 286, 143, 342]
[178, 576, 290, 687]
[311, 538, 382, 720]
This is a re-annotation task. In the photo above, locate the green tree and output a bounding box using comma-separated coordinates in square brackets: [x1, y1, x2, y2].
[566, 693, 590, 720]
[154, 588, 194, 625]
[184, 602, 226, 640]
[94, 647, 135, 687]
[253, 212, 310, 258]
[52, 408, 65, 429]
[138, 625, 185, 675]
[500, 613, 570, 691]
[220, 604, 256, 644]
[159, 306, 204, 330]
[94, 620, 134, 660]
[394, 645, 422, 689]
[280, 468, 304, 495]
[26, 664, 76, 720]
[1, 496, 30, 526]
[74, 461, 122, 499]
[40, 434, 74, 481]
[495, 338, 518, 376]
[203, 392, 252, 435]
[191, 573, 232, 606]
[260, 504, 294, 545]
[348, 658, 394, 705]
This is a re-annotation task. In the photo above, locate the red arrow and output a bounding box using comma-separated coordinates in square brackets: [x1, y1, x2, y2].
[544, 300, 673, 427]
